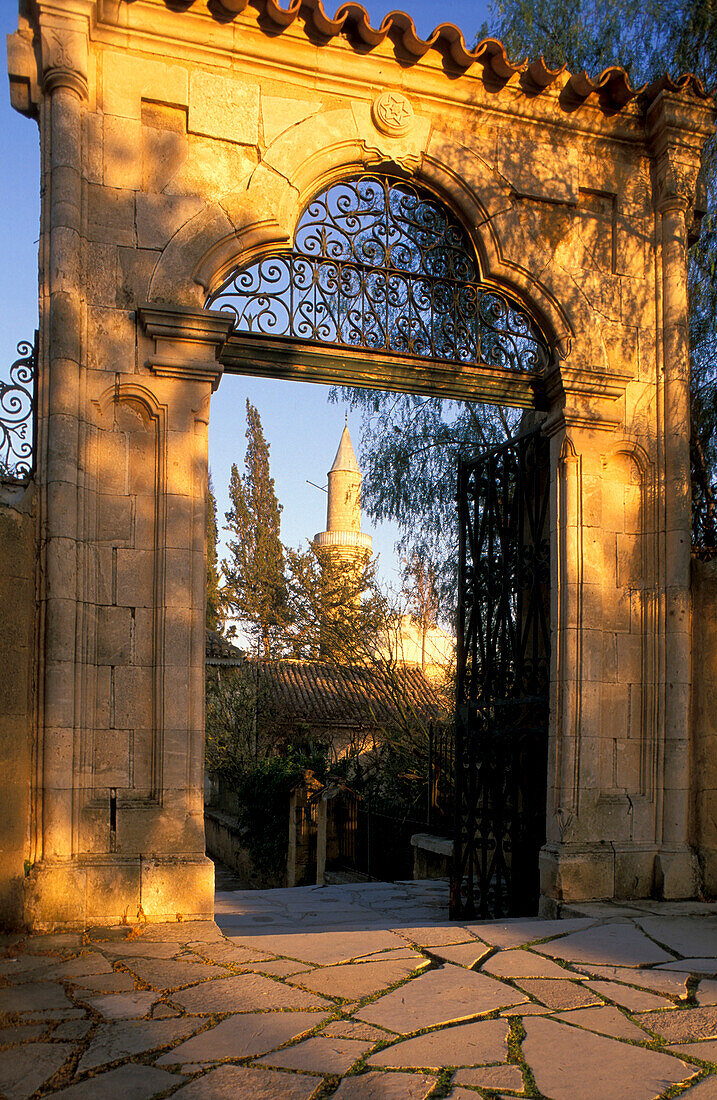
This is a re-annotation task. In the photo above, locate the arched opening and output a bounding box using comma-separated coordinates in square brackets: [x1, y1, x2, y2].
[204, 173, 553, 919]
[207, 174, 548, 377]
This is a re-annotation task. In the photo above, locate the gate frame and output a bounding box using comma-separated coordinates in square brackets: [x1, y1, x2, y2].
[5, 0, 715, 927]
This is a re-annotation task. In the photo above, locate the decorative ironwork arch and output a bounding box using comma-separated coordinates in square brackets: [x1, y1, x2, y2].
[207, 176, 549, 374]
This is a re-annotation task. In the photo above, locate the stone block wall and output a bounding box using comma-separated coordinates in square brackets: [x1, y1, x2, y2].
[0, 485, 36, 929]
[691, 556, 717, 893]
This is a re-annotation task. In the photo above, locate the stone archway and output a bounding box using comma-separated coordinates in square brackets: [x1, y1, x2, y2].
[5, 0, 714, 928]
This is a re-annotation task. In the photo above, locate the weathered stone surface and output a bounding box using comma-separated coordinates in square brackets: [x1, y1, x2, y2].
[0, 1024, 45, 1044]
[660, 960, 717, 975]
[368, 1018, 508, 1069]
[583, 979, 676, 1011]
[579, 965, 687, 997]
[669, 1040, 717, 1061]
[430, 942, 490, 968]
[258, 1035, 372, 1073]
[634, 1007, 717, 1043]
[482, 949, 576, 980]
[100, 941, 180, 960]
[514, 979, 601, 1010]
[698, 981, 717, 1006]
[0, 982, 75, 1015]
[155, 1011, 329, 1064]
[74, 972, 137, 993]
[122, 958, 230, 989]
[322, 1019, 389, 1040]
[522, 1017, 695, 1100]
[394, 927, 478, 948]
[52, 1020, 92, 1041]
[635, 918, 717, 959]
[288, 958, 427, 1000]
[467, 920, 597, 949]
[78, 1018, 201, 1071]
[550, 1005, 650, 1040]
[225, 930, 406, 965]
[0, 1041, 73, 1099]
[189, 72, 260, 145]
[173, 973, 331, 1013]
[84, 991, 158, 1019]
[171, 1065, 323, 1099]
[453, 1064, 525, 1090]
[188, 941, 270, 966]
[50, 1064, 183, 1099]
[332, 1071, 436, 1099]
[535, 924, 674, 967]
[357, 965, 525, 1032]
[243, 959, 308, 977]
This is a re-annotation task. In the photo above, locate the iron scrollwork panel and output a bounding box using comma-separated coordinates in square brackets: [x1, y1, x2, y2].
[208, 175, 549, 374]
[451, 428, 551, 920]
[0, 334, 37, 483]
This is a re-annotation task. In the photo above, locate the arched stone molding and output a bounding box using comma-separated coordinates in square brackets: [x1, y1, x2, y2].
[148, 112, 579, 363]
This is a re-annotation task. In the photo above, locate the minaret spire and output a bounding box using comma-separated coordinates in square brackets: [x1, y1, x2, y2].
[313, 421, 372, 567]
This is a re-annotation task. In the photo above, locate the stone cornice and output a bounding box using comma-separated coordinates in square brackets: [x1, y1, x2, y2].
[138, 305, 234, 392]
[542, 363, 632, 435]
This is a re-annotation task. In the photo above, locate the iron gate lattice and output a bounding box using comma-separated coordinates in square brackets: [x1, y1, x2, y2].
[451, 427, 551, 920]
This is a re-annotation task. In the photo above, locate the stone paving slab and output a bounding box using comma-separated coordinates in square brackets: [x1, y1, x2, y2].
[155, 1011, 330, 1065]
[332, 1070, 436, 1098]
[171, 1064, 323, 1099]
[522, 1015, 696, 1100]
[513, 977, 602, 1010]
[453, 1063, 525, 1090]
[367, 1017, 508, 1068]
[356, 963, 526, 1032]
[256, 1034, 372, 1073]
[670, 1039, 717, 1061]
[4, 880, 717, 1098]
[172, 972, 332, 1013]
[50, 1063, 184, 1098]
[635, 1006, 717, 1043]
[78, 1017, 202, 1071]
[534, 922, 675, 966]
[549, 1004, 651, 1040]
[0, 1040, 73, 1099]
[286, 957, 429, 1000]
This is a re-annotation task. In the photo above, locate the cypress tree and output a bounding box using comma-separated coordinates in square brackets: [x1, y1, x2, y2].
[223, 400, 289, 657]
[206, 471, 223, 632]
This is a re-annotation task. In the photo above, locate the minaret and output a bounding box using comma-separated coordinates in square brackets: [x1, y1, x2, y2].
[313, 420, 372, 572]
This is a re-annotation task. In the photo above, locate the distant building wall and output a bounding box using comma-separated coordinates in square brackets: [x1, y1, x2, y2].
[691, 557, 717, 894]
[0, 485, 36, 928]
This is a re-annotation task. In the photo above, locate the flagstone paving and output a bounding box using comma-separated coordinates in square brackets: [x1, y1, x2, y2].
[3, 883, 717, 1097]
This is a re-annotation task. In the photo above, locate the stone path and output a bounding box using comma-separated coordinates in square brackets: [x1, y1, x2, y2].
[2, 881, 717, 1098]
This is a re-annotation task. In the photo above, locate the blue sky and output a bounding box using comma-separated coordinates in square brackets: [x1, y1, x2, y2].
[0, 0, 490, 589]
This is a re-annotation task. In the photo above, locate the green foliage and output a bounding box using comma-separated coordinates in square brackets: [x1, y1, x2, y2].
[489, 0, 717, 553]
[284, 544, 391, 663]
[222, 400, 290, 656]
[205, 472, 223, 632]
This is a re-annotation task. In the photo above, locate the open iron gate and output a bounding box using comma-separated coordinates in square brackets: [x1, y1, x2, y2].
[450, 428, 551, 920]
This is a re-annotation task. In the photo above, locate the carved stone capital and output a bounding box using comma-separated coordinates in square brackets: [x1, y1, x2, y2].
[647, 90, 715, 215]
[40, 26, 88, 100]
[138, 305, 234, 392]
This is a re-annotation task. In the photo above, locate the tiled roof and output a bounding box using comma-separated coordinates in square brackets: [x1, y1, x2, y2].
[249, 657, 447, 727]
[219, 0, 709, 110]
[206, 629, 245, 664]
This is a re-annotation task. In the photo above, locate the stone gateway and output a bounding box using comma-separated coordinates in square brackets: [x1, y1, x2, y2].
[3, 0, 715, 927]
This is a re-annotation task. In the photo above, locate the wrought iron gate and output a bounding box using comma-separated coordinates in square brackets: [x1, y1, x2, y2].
[450, 428, 551, 919]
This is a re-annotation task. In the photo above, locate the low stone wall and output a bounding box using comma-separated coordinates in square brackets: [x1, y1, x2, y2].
[0, 483, 37, 929]
[692, 556, 717, 895]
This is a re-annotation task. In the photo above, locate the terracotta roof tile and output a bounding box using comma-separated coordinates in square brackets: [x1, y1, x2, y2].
[247, 657, 447, 727]
[215, 0, 710, 109]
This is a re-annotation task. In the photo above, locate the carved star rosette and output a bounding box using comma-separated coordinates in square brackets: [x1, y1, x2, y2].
[371, 90, 414, 138]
